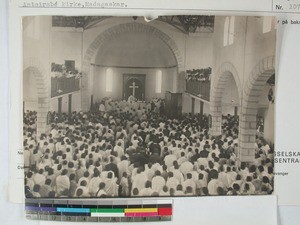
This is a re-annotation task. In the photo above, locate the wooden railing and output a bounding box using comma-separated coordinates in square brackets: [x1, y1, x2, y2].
[186, 80, 210, 101]
[51, 76, 80, 98]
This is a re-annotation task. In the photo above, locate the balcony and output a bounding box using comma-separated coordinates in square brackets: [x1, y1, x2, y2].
[186, 80, 210, 101]
[51, 76, 80, 98]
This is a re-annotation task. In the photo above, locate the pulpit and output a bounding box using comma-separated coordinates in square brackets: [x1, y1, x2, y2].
[165, 91, 182, 118]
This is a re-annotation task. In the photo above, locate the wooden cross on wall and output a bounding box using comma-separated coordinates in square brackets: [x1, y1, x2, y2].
[129, 82, 139, 97]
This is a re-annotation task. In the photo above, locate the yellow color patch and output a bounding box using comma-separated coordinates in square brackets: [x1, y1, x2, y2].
[124, 208, 158, 213]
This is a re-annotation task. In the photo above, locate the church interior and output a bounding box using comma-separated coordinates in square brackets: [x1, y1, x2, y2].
[23, 15, 276, 198]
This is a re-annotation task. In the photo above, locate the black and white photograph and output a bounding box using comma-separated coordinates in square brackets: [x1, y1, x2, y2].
[23, 15, 276, 198]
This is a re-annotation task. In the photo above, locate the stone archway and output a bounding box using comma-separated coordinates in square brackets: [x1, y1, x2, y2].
[23, 57, 50, 137]
[210, 62, 242, 136]
[239, 56, 275, 162]
[80, 22, 183, 111]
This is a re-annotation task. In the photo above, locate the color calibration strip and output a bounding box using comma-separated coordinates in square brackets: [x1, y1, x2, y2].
[25, 199, 173, 222]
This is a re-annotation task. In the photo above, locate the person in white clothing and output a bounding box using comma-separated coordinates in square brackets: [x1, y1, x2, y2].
[151, 171, 165, 193]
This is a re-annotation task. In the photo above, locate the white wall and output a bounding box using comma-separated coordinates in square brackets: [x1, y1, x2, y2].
[23, 17, 51, 71]
[23, 69, 38, 111]
[212, 16, 246, 86]
[212, 16, 276, 95]
[23, 16, 51, 97]
[49, 26, 84, 112]
[185, 33, 213, 70]
[50, 27, 83, 71]
[92, 66, 175, 102]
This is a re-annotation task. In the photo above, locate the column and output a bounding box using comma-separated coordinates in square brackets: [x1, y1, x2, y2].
[210, 102, 222, 136]
[191, 97, 195, 115]
[90, 95, 94, 111]
[81, 72, 91, 111]
[68, 94, 72, 121]
[234, 106, 238, 116]
[239, 110, 257, 162]
[263, 103, 275, 143]
[172, 72, 178, 93]
[58, 97, 62, 121]
[200, 101, 204, 119]
[37, 97, 50, 138]
[210, 113, 222, 136]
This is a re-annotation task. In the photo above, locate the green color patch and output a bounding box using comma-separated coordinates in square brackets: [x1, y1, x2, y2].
[90, 208, 124, 213]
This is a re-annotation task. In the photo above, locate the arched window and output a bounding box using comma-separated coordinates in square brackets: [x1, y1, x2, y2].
[106, 68, 113, 92]
[155, 70, 162, 93]
[229, 16, 235, 45]
[223, 17, 230, 46]
[25, 17, 40, 40]
[263, 17, 277, 33]
[273, 17, 278, 30]
[224, 16, 235, 46]
[263, 17, 272, 33]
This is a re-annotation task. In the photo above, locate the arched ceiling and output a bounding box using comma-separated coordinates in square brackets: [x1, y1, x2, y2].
[93, 32, 177, 68]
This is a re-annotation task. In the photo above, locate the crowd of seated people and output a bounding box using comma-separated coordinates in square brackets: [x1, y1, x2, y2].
[23, 98, 274, 198]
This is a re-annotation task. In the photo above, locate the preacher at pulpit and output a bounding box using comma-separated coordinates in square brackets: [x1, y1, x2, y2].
[99, 102, 106, 112]
[127, 94, 136, 103]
